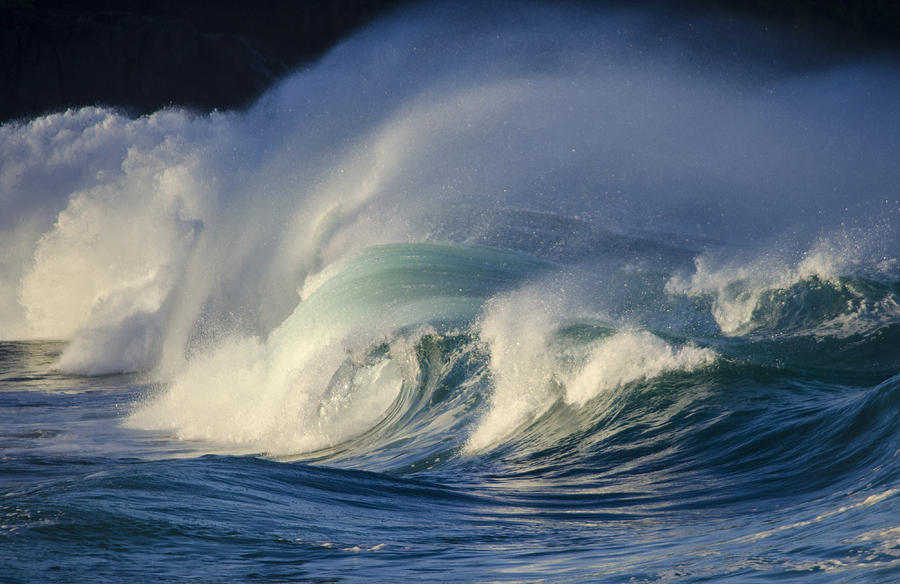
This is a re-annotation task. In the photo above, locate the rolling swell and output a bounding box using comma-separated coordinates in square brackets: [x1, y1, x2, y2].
[213, 237, 900, 518]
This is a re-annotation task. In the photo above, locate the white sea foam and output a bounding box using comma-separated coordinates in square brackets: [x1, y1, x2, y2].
[127, 242, 519, 455]
[666, 231, 900, 336]
[466, 287, 717, 451]
[0, 108, 219, 344]
[564, 331, 716, 406]
[127, 310, 418, 455]
[465, 289, 565, 452]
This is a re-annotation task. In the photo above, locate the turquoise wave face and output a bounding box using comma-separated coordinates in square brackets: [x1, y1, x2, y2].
[283, 242, 553, 332]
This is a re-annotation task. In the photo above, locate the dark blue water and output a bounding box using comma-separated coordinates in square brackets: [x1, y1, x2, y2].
[3, 2, 900, 582]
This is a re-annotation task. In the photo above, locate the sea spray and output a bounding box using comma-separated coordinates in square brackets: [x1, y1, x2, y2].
[666, 230, 900, 336]
[466, 286, 717, 451]
[128, 243, 549, 454]
[0, 1, 897, 454]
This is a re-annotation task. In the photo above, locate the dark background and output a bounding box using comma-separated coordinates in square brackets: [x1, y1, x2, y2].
[2, 0, 899, 124]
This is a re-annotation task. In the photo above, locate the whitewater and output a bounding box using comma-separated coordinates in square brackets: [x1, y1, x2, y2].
[3, 2, 900, 582]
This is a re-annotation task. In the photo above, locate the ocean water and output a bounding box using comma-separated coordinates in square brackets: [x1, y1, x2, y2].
[3, 2, 900, 582]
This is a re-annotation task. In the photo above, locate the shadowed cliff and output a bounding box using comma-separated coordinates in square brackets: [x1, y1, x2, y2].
[2, 0, 899, 124]
[0, 0, 408, 123]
